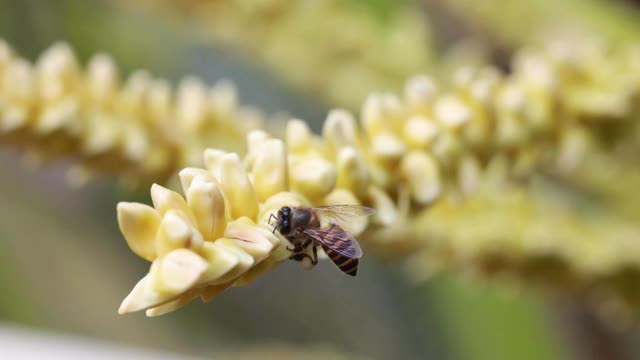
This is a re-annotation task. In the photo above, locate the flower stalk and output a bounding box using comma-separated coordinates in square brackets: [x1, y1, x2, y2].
[3, 35, 640, 318]
[118, 35, 640, 316]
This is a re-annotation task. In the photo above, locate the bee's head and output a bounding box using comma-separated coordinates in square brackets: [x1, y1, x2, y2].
[275, 206, 292, 235]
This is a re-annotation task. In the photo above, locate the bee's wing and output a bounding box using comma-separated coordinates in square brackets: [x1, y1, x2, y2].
[310, 205, 375, 229]
[303, 224, 363, 259]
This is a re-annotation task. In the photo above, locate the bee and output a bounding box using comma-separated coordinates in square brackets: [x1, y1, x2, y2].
[269, 205, 375, 276]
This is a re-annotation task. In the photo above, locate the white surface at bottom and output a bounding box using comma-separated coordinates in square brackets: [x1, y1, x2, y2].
[0, 323, 200, 360]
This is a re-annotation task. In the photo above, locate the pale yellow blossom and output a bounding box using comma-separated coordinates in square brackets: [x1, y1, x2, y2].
[0, 39, 260, 185]
[4, 34, 640, 318]
[115, 35, 640, 316]
[117, 173, 285, 315]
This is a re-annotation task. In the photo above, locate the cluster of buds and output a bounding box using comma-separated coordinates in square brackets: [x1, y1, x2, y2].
[117, 130, 376, 316]
[118, 36, 640, 316]
[408, 162, 640, 323]
[0, 39, 260, 185]
[2, 32, 637, 317]
[117, 169, 287, 316]
[133, 0, 433, 108]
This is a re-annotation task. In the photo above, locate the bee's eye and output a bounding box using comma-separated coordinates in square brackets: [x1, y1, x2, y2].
[280, 220, 291, 234]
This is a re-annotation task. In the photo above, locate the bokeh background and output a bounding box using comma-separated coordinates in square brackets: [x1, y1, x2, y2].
[1, 0, 639, 359]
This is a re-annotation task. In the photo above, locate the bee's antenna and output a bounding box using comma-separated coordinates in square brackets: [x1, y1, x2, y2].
[268, 213, 280, 234]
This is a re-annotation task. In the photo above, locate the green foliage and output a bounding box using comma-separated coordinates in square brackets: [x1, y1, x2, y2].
[431, 276, 566, 360]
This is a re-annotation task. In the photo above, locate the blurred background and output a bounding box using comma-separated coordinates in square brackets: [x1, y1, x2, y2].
[0, 0, 639, 359]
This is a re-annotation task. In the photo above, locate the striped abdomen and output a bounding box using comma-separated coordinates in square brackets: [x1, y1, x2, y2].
[322, 245, 358, 276]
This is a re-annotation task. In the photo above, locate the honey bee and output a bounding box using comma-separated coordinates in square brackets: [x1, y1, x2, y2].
[269, 205, 375, 276]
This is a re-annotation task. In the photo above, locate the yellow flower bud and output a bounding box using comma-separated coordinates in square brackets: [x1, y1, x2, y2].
[246, 129, 270, 168]
[36, 42, 78, 104]
[37, 98, 78, 135]
[289, 156, 337, 201]
[155, 210, 204, 256]
[117, 202, 160, 261]
[286, 119, 313, 154]
[150, 183, 195, 223]
[252, 139, 288, 201]
[117, 70, 150, 118]
[203, 148, 226, 179]
[435, 94, 471, 130]
[86, 53, 119, 106]
[153, 249, 208, 294]
[83, 112, 119, 155]
[122, 122, 149, 162]
[226, 217, 277, 261]
[335, 147, 370, 199]
[198, 241, 241, 285]
[1, 59, 33, 132]
[371, 132, 406, 163]
[432, 130, 465, 165]
[178, 167, 215, 194]
[323, 109, 359, 150]
[361, 93, 386, 138]
[146, 79, 172, 125]
[209, 79, 238, 121]
[145, 290, 199, 317]
[403, 115, 439, 149]
[118, 249, 207, 314]
[401, 151, 441, 204]
[186, 175, 226, 241]
[219, 153, 259, 220]
[208, 238, 255, 283]
[368, 186, 400, 226]
[176, 76, 208, 133]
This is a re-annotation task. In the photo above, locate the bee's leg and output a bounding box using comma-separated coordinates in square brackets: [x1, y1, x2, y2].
[286, 242, 303, 252]
[287, 243, 302, 253]
[288, 238, 312, 252]
[311, 244, 318, 265]
[289, 252, 313, 262]
[300, 238, 312, 249]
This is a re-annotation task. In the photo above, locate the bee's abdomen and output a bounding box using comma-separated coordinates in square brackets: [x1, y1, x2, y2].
[323, 246, 358, 276]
